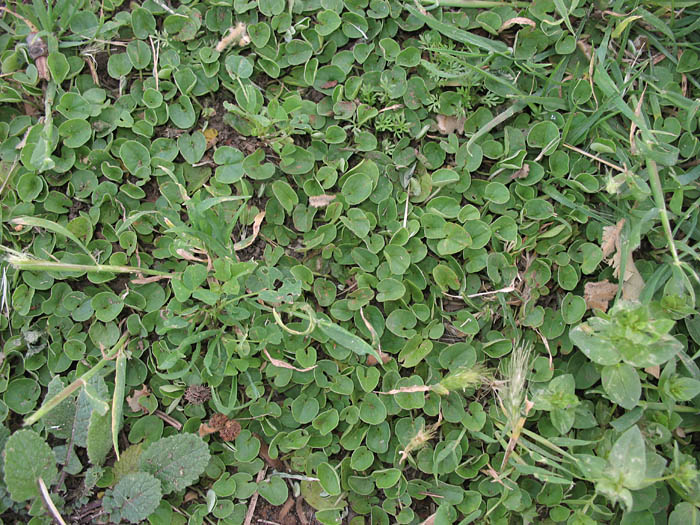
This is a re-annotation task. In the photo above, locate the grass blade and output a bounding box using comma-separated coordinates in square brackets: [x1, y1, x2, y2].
[11, 216, 96, 262]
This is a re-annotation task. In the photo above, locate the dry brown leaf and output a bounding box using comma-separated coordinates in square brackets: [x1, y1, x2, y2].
[601, 219, 625, 259]
[436, 114, 466, 135]
[600, 218, 644, 301]
[421, 513, 436, 525]
[645, 365, 661, 378]
[308, 194, 336, 208]
[499, 17, 536, 32]
[234, 210, 265, 251]
[126, 385, 150, 413]
[618, 254, 644, 301]
[198, 422, 220, 438]
[510, 163, 530, 180]
[263, 348, 317, 372]
[176, 249, 208, 263]
[584, 280, 618, 312]
[366, 351, 392, 366]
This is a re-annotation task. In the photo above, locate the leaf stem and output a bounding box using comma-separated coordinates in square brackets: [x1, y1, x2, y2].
[646, 158, 681, 266]
[418, 0, 530, 7]
[24, 335, 128, 427]
[6, 255, 172, 277]
[639, 401, 698, 413]
[466, 101, 527, 153]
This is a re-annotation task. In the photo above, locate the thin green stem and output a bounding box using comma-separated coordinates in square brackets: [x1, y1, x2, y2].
[646, 158, 681, 267]
[639, 401, 698, 413]
[419, 0, 530, 7]
[24, 335, 129, 427]
[466, 101, 527, 153]
[7, 256, 172, 277]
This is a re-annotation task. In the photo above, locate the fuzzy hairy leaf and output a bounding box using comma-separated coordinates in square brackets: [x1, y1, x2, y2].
[139, 433, 210, 494]
[75, 375, 109, 448]
[87, 409, 112, 465]
[43, 375, 106, 448]
[2, 429, 58, 501]
[43, 376, 77, 439]
[102, 472, 162, 523]
[113, 444, 144, 484]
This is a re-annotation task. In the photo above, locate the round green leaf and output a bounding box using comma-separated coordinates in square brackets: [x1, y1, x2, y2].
[317, 462, 341, 496]
[58, 118, 92, 148]
[342, 173, 372, 205]
[359, 393, 387, 425]
[4, 378, 41, 415]
[91, 291, 124, 322]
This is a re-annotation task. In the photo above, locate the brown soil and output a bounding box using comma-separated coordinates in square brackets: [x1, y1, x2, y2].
[236, 235, 266, 262]
[206, 98, 278, 160]
[252, 497, 323, 525]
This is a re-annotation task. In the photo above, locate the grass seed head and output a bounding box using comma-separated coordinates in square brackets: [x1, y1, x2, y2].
[497, 341, 532, 427]
[399, 423, 438, 464]
[434, 363, 492, 395]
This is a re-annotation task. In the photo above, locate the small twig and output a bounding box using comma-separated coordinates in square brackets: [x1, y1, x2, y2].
[402, 192, 410, 228]
[562, 143, 628, 174]
[270, 471, 318, 482]
[38, 478, 67, 525]
[534, 328, 554, 371]
[149, 36, 159, 91]
[83, 55, 100, 86]
[257, 520, 281, 525]
[0, 6, 39, 31]
[443, 286, 515, 300]
[243, 467, 268, 525]
[378, 103, 403, 113]
[154, 409, 182, 430]
[149, 0, 176, 14]
[277, 498, 295, 521]
[296, 497, 309, 525]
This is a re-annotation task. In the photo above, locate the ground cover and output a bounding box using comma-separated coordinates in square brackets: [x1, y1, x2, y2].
[0, 0, 699, 523]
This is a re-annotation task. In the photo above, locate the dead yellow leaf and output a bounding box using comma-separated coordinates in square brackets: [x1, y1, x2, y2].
[203, 127, 218, 150]
[617, 253, 644, 301]
[234, 210, 265, 251]
[601, 219, 625, 259]
[126, 385, 151, 413]
[599, 218, 644, 301]
[499, 17, 536, 32]
[263, 348, 317, 372]
[584, 280, 618, 312]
